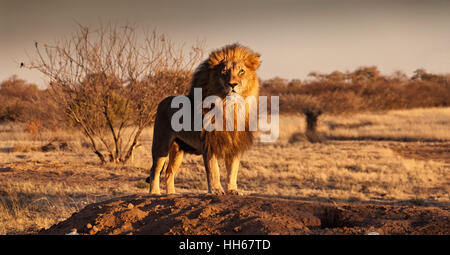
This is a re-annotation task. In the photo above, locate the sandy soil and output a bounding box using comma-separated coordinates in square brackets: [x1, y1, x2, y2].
[40, 193, 449, 235]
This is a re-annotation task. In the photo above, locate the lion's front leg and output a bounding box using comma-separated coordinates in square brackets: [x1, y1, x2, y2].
[225, 155, 241, 195]
[203, 153, 225, 195]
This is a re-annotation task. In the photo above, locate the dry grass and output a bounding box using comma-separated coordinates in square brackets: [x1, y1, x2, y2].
[240, 141, 448, 202]
[0, 107, 449, 234]
[283, 107, 450, 141]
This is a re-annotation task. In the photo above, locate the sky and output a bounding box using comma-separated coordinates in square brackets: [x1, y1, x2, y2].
[1, 0, 450, 88]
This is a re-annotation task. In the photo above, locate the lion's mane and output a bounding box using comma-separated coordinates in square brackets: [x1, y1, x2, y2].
[188, 44, 261, 159]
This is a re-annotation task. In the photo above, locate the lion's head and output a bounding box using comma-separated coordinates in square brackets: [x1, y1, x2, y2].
[189, 43, 261, 99]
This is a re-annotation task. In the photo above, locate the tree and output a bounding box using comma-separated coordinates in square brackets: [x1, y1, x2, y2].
[282, 94, 324, 143]
[27, 22, 204, 164]
[326, 71, 346, 82]
[350, 66, 381, 84]
[299, 96, 323, 143]
[287, 79, 302, 87]
[307, 70, 348, 83]
[388, 70, 409, 83]
[411, 68, 448, 83]
[262, 76, 288, 87]
[0, 76, 40, 122]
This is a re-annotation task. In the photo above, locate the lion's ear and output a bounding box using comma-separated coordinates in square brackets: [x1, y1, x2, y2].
[245, 53, 261, 71]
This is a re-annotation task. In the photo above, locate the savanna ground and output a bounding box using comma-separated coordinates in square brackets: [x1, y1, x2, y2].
[1, 107, 449, 234]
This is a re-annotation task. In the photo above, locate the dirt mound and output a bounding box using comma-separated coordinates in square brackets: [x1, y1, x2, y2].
[40, 194, 449, 235]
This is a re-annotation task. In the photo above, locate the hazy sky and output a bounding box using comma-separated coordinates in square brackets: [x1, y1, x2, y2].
[1, 0, 450, 87]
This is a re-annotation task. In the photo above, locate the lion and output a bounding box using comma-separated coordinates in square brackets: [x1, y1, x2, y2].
[145, 43, 261, 195]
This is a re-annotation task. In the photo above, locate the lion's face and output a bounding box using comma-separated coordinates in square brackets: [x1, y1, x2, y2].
[216, 60, 254, 96]
[204, 44, 261, 98]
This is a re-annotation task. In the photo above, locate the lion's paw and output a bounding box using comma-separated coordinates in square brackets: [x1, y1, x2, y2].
[226, 189, 240, 195]
[210, 188, 225, 195]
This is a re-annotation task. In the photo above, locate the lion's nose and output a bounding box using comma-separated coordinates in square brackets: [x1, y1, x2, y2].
[228, 82, 238, 89]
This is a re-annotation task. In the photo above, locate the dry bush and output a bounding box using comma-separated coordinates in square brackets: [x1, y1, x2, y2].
[262, 66, 450, 115]
[0, 76, 39, 122]
[26, 22, 204, 164]
[0, 76, 65, 130]
[24, 119, 42, 141]
[262, 76, 288, 88]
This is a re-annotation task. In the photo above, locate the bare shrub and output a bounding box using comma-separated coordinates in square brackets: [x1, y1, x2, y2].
[26, 22, 204, 164]
[0, 76, 64, 130]
[0, 76, 39, 122]
[262, 66, 450, 114]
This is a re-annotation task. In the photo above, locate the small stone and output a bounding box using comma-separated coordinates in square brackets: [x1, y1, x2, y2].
[127, 203, 134, 209]
[89, 226, 99, 235]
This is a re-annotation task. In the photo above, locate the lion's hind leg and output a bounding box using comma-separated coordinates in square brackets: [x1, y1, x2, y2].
[165, 142, 184, 195]
[148, 135, 172, 195]
[148, 156, 168, 195]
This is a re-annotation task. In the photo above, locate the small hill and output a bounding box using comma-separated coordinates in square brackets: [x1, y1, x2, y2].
[39, 194, 449, 235]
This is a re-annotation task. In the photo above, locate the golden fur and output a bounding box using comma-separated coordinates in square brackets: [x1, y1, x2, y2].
[146, 43, 261, 195]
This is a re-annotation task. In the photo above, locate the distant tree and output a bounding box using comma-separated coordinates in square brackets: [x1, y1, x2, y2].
[266, 66, 450, 123]
[27, 22, 204, 164]
[350, 66, 381, 84]
[307, 70, 348, 83]
[326, 71, 346, 82]
[262, 76, 288, 87]
[411, 68, 448, 83]
[300, 96, 323, 143]
[287, 79, 302, 87]
[282, 94, 324, 143]
[411, 68, 427, 81]
[0, 76, 40, 122]
[0, 75, 39, 101]
[307, 71, 321, 80]
[388, 70, 409, 83]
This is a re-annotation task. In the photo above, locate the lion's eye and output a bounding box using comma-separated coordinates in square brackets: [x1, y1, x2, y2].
[239, 69, 245, 75]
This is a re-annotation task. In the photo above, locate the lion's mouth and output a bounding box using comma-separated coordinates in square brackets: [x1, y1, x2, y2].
[226, 89, 238, 96]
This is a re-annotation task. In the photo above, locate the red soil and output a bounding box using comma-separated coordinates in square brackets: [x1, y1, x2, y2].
[40, 194, 449, 235]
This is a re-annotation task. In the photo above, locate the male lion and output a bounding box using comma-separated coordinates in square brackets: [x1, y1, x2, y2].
[145, 43, 261, 195]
